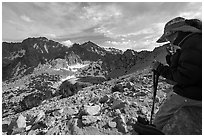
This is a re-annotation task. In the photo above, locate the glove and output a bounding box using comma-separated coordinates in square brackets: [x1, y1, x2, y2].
[133, 122, 165, 135]
[151, 60, 161, 71]
[166, 45, 172, 55]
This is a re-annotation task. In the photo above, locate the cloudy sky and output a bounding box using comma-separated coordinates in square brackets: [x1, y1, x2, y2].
[2, 2, 202, 51]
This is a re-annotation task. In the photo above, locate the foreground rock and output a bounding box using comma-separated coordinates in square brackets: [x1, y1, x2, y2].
[57, 80, 88, 98]
[5, 69, 201, 135]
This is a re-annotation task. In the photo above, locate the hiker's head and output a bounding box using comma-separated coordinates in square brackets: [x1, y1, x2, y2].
[156, 17, 202, 43]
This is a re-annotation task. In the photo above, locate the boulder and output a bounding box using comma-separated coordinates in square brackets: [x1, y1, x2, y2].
[108, 121, 117, 128]
[26, 125, 32, 131]
[20, 92, 45, 110]
[34, 110, 45, 124]
[58, 81, 75, 98]
[126, 82, 134, 89]
[135, 91, 147, 97]
[112, 84, 124, 93]
[162, 106, 202, 135]
[2, 124, 9, 132]
[116, 114, 128, 133]
[58, 80, 81, 98]
[16, 114, 26, 128]
[62, 106, 79, 116]
[82, 116, 101, 126]
[69, 118, 83, 135]
[99, 95, 110, 103]
[111, 99, 126, 110]
[84, 105, 101, 116]
[6, 115, 26, 135]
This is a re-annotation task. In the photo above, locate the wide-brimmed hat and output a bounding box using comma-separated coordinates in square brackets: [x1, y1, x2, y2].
[157, 17, 202, 43]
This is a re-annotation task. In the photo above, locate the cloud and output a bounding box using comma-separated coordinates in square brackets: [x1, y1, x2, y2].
[61, 40, 73, 47]
[44, 33, 56, 38]
[20, 15, 33, 22]
[2, 2, 202, 51]
[81, 3, 122, 24]
[104, 40, 137, 51]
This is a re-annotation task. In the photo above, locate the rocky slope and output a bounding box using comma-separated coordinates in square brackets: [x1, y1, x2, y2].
[2, 68, 173, 135]
[3, 68, 201, 135]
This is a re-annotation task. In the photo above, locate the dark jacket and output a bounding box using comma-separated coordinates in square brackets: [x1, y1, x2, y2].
[157, 32, 202, 100]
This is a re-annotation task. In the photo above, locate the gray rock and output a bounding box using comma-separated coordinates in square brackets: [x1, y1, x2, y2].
[2, 124, 9, 132]
[116, 114, 128, 133]
[11, 127, 26, 135]
[20, 92, 45, 110]
[58, 80, 79, 98]
[99, 95, 110, 103]
[84, 105, 101, 116]
[111, 99, 126, 110]
[16, 114, 26, 128]
[69, 118, 84, 135]
[126, 82, 134, 89]
[108, 121, 117, 128]
[62, 106, 79, 116]
[82, 115, 100, 126]
[34, 110, 45, 124]
[135, 91, 147, 96]
[28, 130, 36, 135]
[112, 84, 124, 93]
[26, 125, 32, 131]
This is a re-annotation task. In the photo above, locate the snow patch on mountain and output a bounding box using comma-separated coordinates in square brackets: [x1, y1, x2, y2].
[8, 49, 26, 60]
[44, 44, 49, 53]
[33, 43, 38, 49]
[104, 47, 123, 54]
[53, 62, 89, 73]
[61, 75, 76, 82]
[68, 63, 89, 72]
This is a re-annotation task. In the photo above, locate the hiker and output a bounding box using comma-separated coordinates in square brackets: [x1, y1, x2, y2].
[151, 17, 202, 131]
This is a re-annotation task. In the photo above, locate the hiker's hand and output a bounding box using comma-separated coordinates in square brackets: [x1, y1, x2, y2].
[152, 60, 161, 71]
[133, 122, 165, 135]
[166, 46, 172, 55]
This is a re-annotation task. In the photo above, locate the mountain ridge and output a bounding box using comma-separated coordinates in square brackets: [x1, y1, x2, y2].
[2, 37, 167, 80]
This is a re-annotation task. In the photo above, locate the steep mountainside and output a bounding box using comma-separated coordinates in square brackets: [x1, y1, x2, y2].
[3, 37, 69, 80]
[2, 37, 167, 80]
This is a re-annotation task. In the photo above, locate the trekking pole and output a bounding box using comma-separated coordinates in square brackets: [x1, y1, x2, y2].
[150, 70, 159, 125]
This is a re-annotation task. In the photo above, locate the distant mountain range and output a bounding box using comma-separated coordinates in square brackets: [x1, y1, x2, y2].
[2, 37, 168, 80]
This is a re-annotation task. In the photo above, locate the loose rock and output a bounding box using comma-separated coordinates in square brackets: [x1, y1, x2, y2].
[108, 121, 117, 128]
[82, 115, 100, 126]
[62, 106, 79, 116]
[112, 99, 126, 110]
[84, 105, 101, 116]
[112, 84, 124, 93]
[116, 114, 128, 133]
[99, 95, 110, 103]
[17, 114, 26, 128]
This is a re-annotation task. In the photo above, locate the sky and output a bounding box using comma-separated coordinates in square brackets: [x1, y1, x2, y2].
[2, 2, 202, 51]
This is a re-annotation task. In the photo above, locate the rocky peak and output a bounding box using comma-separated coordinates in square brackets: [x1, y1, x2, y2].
[22, 37, 48, 42]
[104, 47, 123, 55]
[65, 51, 82, 65]
[81, 41, 98, 48]
[81, 41, 106, 55]
[123, 49, 137, 57]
